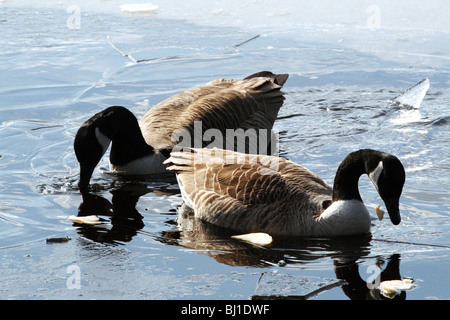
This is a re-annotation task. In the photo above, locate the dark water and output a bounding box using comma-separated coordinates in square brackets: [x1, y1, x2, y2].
[0, 3, 449, 300]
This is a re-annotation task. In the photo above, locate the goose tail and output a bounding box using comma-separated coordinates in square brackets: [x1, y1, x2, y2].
[163, 147, 197, 173]
[244, 71, 289, 87]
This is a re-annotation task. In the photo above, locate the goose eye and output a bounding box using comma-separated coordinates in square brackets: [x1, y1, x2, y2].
[368, 160, 383, 191]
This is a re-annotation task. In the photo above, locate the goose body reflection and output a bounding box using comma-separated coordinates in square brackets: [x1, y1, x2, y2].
[165, 148, 406, 237]
[168, 211, 409, 300]
[74, 71, 288, 190]
[75, 184, 150, 244]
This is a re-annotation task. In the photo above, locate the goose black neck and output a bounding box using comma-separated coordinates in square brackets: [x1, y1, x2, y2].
[98, 106, 155, 166]
[332, 149, 384, 202]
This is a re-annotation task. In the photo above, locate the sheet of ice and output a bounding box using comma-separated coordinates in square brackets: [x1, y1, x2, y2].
[3, 0, 450, 32]
[252, 271, 343, 299]
[4, 0, 448, 75]
[389, 78, 430, 109]
[120, 3, 158, 16]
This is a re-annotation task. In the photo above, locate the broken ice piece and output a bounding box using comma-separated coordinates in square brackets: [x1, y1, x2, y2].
[69, 215, 102, 225]
[253, 272, 343, 299]
[375, 205, 385, 221]
[379, 278, 416, 299]
[120, 3, 158, 16]
[389, 78, 430, 109]
[231, 232, 273, 246]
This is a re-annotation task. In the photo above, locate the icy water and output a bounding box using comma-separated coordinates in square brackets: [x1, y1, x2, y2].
[0, 1, 449, 300]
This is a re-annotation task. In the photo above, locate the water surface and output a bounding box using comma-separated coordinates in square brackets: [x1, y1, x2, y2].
[0, 1, 449, 300]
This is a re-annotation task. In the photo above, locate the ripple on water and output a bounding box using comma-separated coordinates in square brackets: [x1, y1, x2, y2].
[0, 4, 449, 299]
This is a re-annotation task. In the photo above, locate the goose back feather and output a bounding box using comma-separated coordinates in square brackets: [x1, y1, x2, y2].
[139, 72, 288, 153]
[166, 148, 333, 236]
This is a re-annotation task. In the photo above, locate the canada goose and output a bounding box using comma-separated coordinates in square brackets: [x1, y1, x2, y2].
[74, 71, 289, 189]
[164, 148, 405, 237]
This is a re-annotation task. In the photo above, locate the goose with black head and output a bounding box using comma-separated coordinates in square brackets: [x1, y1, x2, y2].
[165, 148, 406, 237]
[74, 71, 288, 190]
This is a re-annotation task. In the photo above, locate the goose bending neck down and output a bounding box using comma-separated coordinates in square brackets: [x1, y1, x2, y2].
[73, 71, 289, 190]
[74, 106, 169, 189]
[164, 148, 406, 237]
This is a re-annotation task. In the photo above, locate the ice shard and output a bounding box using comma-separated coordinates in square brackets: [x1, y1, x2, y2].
[120, 4, 158, 16]
[389, 78, 430, 109]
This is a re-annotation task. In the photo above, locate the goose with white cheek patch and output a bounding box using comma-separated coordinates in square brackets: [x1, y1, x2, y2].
[164, 148, 405, 237]
[74, 71, 288, 190]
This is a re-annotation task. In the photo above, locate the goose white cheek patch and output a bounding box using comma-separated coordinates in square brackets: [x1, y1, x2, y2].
[369, 160, 383, 191]
[95, 127, 111, 154]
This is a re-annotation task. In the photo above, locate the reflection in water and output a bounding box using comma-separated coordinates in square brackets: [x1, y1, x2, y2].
[75, 181, 179, 245]
[76, 184, 150, 245]
[75, 183, 412, 299]
[334, 254, 407, 300]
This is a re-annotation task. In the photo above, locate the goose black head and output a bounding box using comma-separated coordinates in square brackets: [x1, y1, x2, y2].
[74, 106, 157, 190]
[74, 107, 125, 190]
[368, 152, 406, 225]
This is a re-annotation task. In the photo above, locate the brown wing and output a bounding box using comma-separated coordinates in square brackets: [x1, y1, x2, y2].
[165, 148, 332, 234]
[139, 72, 288, 152]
